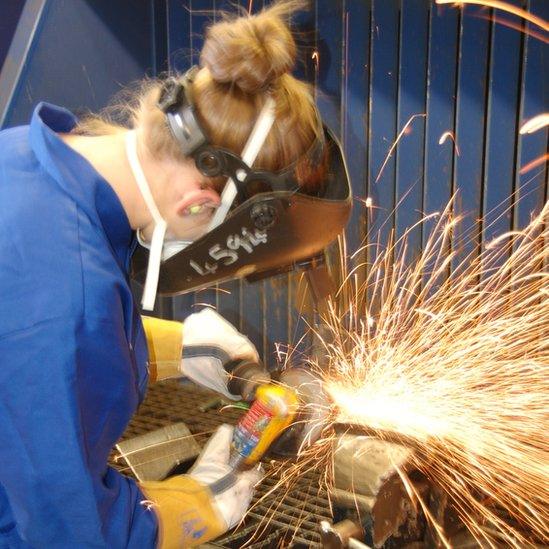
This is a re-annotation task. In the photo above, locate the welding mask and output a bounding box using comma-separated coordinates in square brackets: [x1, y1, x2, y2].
[131, 66, 352, 301]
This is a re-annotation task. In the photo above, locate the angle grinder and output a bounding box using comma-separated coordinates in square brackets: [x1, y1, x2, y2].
[224, 358, 329, 462]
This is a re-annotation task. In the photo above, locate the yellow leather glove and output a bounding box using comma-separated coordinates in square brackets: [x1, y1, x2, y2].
[140, 475, 226, 548]
[140, 425, 260, 548]
[142, 316, 184, 382]
[142, 311, 266, 399]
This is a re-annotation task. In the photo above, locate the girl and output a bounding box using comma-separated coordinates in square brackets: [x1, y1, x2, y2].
[0, 1, 341, 547]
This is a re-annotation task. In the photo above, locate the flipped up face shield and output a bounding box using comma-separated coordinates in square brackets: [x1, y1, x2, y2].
[131, 66, 352, 302]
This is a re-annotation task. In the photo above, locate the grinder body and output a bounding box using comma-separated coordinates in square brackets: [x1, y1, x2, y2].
[230, 384, 298, 468]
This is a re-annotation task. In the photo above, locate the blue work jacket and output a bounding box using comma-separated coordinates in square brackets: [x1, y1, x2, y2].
[0, 104, 158, 547]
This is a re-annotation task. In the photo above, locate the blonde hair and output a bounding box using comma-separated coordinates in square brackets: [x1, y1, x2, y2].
[76, 0, 325, 193]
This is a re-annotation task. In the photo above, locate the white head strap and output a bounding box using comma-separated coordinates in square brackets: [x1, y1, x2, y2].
[208, 96, 276, 230]
[125, 130, 167, 311]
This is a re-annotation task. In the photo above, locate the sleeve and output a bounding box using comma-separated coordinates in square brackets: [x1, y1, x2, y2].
[140, 477, 226, 548]
[142, 315, 184, 382]
[0, 317, 158, 548]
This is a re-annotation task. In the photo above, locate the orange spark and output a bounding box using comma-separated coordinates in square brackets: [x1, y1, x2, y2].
[438, 131, 461, 156]
[357, 196, 374, 208]
[239, 196, 548, 547]
[520, 113, 549, 134]
[311, 50, 319, 69]
[318, 198, 549, 546]
[473, 13, 549, 43]
[374, 114, 426, 184]
[519, 154, 549, 175]
[436, 0, 549, 33]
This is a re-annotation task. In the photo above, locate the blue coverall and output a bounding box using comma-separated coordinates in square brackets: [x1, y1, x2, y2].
[0, 103, 159, 547]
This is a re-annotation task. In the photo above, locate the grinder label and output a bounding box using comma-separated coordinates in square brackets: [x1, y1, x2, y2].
[232, 399, 273, 459]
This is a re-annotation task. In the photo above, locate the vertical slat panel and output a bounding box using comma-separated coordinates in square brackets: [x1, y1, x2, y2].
[514, 0, 548, 232]
[342, 0, 370, 262]
[452, 5, 490, 271]
[284, 1, 325, 366]
[367, 0, 399, 306]
[166, 0, 191, 73]
[263, 1, 306, 369]
[394, 0, 429, 260]
[315, 0, 343, 135]
[152, 0, 169, 76]
[264, 275, 290, 368]
[307, 0, 343, 352]
[481, 0, 522, 263]
[259, 0, 291, 366]
[422, 2, 459, 291]
[423, 4, 459, 225]
[190, 1, 219, 312]
[189, 0, 211, 63]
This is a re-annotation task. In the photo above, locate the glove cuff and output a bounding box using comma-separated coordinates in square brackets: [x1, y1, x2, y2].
[140, 476, 226, 548]
[142, 316, 184, 382]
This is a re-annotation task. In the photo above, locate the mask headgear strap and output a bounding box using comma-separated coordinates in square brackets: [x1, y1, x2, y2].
[208, 96, 276, 231]
[125, 130, 167, 311]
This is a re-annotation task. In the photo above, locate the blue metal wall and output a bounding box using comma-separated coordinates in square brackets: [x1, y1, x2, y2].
[0, 0, 166, 128]
[0, 0, 26, 71]
[1, 1, 547, 369]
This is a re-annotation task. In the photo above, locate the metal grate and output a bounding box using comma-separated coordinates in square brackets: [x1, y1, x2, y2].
[114, 381, 331, 548]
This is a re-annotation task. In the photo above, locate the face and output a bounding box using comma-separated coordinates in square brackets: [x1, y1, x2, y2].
[145, 155, 222, 243]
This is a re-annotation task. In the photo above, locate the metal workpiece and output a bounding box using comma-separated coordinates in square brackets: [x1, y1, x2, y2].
[331, 433, 413, 505]
[115, 422, 200, 482]
[320, 520, 368, 549]
[329, 433, 428, 547]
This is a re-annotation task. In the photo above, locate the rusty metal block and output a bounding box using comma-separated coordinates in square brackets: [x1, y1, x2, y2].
[371, 473, 429, 548]
[115, 421, 200, 481]
[331, 434, 413, 509]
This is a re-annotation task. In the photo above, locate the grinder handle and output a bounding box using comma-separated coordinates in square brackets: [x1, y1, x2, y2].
[225, 358, 271, 401]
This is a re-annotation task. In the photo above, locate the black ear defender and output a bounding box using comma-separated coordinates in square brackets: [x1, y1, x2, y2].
[157, 78, 184, 113]
[157, 67, 207, 156]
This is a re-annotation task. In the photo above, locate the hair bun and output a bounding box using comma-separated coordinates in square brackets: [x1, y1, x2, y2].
[200, 5, 297, 94]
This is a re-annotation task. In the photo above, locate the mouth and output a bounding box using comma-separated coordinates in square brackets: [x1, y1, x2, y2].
[178, 189, 221, 217]
[183, 202, 217, 216]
